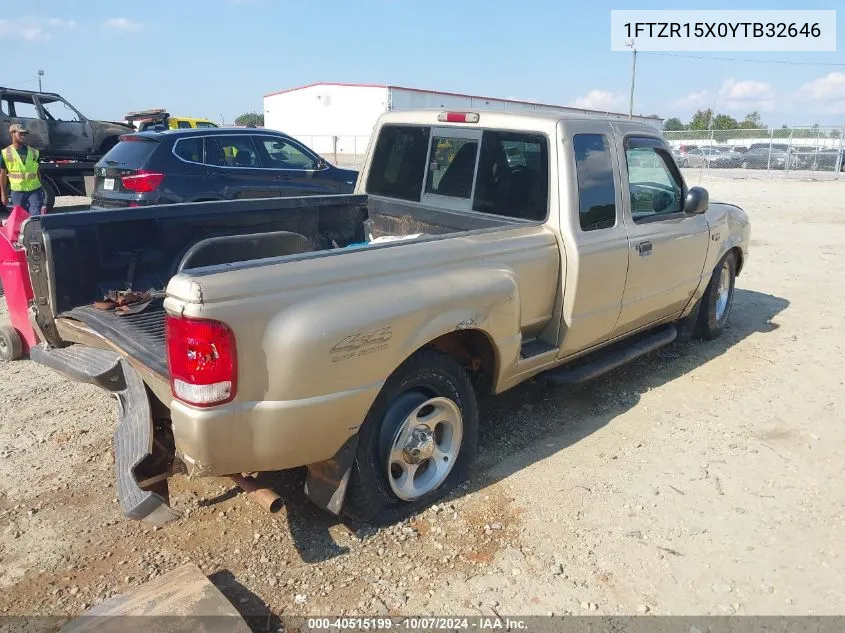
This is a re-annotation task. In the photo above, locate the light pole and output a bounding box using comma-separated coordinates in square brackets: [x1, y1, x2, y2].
[37, 69, 44, 92]
[626, 39, 636, 119]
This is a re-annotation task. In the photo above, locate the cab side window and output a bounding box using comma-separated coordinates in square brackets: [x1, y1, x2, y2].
[173, 138, 203, 164]
[260, 137, 316, 170]
[625, 137, 684, 223]
[212, 135, 261, 168]
[573, 134, 616, 231]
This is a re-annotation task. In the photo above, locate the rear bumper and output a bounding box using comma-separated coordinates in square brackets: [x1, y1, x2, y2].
[89, 194, 156, 209]
[30, 344, 180, 525]
[170, 383, 382, 477]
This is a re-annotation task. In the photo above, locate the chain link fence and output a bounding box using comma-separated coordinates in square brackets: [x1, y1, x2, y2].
[664, 127, 845, 181]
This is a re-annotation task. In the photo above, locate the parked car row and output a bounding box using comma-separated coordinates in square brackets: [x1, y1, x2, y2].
[674, 143, 845, 171]
[91, 127, 359, 208]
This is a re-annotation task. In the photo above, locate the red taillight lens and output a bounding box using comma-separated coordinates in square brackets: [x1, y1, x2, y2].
[122, 170, 164, 193]
[166, 316, 237, 407]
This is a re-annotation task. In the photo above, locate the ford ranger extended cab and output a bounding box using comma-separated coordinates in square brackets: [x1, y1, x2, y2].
[20, 109, 749, 525]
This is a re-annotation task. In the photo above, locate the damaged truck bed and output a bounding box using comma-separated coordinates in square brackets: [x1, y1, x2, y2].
[23, 192, 518, 522]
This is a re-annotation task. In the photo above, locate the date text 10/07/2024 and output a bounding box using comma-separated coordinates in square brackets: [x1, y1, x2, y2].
[307, 617, 529, 630]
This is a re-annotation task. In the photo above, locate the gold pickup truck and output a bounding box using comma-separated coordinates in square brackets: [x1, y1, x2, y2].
[22, 109, 749, 525]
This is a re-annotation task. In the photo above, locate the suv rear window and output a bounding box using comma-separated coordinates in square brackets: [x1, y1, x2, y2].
[100, 138, 159, 166]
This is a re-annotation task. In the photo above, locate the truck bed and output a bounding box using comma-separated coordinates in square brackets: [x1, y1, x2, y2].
[25, 193, 518, 372]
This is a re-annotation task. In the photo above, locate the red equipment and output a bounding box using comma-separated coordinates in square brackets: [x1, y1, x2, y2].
[0, 206, 37, 360]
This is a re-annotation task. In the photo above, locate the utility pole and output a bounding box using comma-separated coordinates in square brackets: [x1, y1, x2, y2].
[37, 69, 45, 92]
[626, 39, 636, 119]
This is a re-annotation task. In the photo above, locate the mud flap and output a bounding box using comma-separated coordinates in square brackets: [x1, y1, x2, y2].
[677, 295, 704, 343]
[304, 435, 359, 515]
[30, 344, 180, 525]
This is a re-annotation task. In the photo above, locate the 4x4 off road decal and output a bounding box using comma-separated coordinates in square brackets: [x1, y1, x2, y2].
[330, 327, 393, 362]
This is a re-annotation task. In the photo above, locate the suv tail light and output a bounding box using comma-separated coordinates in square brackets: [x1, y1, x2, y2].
[166, 316, 237, 407]
[122, 169, 165, 193]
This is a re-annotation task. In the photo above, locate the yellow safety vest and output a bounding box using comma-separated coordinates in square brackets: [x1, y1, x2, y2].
[2, 145, 41, 192]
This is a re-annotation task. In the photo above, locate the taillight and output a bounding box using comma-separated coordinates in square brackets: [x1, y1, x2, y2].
[122, 170, 164, 193]
[437, 112, 480, 123]
[166, 316, 237, 407]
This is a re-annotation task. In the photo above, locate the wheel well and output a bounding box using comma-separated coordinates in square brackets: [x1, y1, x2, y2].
[424, 330, 497, 390]
[731, 247, 744, 276]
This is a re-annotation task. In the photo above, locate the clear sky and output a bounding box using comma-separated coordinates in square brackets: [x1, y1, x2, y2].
[2, 0, 843, 127]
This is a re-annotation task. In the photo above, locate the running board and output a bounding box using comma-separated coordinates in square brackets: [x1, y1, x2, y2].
[542, 325, 677, 385]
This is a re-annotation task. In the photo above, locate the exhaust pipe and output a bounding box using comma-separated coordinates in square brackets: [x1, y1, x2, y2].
[229, 474, 284, 513]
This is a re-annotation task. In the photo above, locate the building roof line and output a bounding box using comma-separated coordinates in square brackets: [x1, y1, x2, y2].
[263, 82, 660, 121]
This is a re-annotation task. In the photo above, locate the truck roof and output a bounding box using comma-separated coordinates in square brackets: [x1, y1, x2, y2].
[0, 86, 63, 99]
[378, 109, 662, 135]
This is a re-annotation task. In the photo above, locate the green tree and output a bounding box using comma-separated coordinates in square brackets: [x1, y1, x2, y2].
[663, 117, 686, 131]
[713, 114, 739, 130]
[689, 108, 713, 131]
[235, 112, 264, 127]
[831, 129, 841, 139]
[741, 111, 763, 128]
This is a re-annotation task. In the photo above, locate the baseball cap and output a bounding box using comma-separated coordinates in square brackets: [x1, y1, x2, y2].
[9, 123, 29, 134]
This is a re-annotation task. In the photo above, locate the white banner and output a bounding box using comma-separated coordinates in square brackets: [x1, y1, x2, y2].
[610, 10, 836, 51]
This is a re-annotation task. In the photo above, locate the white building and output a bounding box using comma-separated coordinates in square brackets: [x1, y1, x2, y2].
[263, 82, 662, 163]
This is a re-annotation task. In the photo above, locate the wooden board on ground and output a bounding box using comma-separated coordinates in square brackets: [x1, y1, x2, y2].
[59, 563, 250, 633]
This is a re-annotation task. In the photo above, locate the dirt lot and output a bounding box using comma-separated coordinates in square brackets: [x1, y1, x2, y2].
[1, 178, 844, 624]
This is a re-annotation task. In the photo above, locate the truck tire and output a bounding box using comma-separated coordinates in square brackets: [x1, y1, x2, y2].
[697, 252, 736, 340]
[0, 325, 23, 361]
[42, 179, 57, 212]
[344, 349, 479, 525]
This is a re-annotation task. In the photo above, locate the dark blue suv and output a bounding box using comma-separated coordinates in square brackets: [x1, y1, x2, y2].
[90, 128, 359, 208]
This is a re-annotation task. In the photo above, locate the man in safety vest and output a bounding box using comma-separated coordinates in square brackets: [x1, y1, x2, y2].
[1, 124, 46, 216]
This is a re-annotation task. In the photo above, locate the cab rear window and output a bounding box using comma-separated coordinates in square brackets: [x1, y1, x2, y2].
[100, 138, 159, 167]
[366, 125, 431, 201]
[367, 124, 548, 222]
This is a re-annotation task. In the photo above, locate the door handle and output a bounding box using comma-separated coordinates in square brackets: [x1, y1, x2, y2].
[636, 240, 653, 256]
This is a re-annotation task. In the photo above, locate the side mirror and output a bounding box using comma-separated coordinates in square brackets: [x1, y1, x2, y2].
[684, 186, 709, 214]
[314, 157, 327, 170]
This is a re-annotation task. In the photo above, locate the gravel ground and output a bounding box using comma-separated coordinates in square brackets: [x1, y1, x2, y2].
[1, 179, 844, 624]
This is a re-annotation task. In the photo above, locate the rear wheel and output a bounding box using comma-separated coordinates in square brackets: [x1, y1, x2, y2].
[0, 325, 23, 362]
[42, 179, 57, 212]
[698, 253, 736, 340]
[344, 349, 478, 525]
